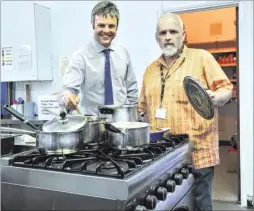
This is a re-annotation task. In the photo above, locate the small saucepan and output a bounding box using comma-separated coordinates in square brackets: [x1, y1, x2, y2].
[105, 121, 150, 150]
[4, 105, 87, 155]
[150, 128, 171, 142]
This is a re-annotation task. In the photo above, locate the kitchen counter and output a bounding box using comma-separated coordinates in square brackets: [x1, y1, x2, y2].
[1, 117, 46, 125]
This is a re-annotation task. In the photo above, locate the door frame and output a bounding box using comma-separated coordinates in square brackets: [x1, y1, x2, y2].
[159, 0, 254, 207]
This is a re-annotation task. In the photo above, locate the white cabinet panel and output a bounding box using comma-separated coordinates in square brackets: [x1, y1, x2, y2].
[1, 2, 53, 82]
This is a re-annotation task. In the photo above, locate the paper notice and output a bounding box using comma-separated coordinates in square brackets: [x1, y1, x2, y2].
[60, 56, 70, 76]
[37, 95, 60, 120]
[1, 46, 13, 71]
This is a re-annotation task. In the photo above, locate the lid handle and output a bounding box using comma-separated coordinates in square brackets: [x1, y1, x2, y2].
[60, 111, 67, 119]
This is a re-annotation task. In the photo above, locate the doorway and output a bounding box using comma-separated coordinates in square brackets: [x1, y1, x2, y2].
[178, 7, 240, 203]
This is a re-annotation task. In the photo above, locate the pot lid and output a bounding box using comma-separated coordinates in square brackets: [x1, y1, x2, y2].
[183, 76, 214, 120]
[42, 112, 87, 132]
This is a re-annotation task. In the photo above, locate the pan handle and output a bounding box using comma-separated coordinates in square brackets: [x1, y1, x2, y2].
[104, 123, 122, 133]
[1, 126, 36, 135]
[98, 106, 115, 114]
[4, 105, 40, 131]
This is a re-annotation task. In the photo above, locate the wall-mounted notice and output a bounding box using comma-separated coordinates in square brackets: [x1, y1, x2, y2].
[1, 46, 13, 71]
[37, 95, 60, 120]
[60, 56, 70, 76]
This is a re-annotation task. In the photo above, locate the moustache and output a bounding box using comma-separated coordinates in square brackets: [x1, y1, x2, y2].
[164, 43, 175, 47]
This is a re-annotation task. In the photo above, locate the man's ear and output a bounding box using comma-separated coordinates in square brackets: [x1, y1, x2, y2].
[182, 30, 186, 41]
[155, 32, 159, 44]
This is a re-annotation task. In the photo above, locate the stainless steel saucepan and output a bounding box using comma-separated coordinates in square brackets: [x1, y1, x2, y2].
[82, 115, 108, 145]
[98, 104, 139, 122]
[105, 121, 150, 150]
[4, 105, 87, 155]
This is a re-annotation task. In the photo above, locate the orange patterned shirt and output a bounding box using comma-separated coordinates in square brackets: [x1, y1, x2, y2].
[138, 45, 233, 169]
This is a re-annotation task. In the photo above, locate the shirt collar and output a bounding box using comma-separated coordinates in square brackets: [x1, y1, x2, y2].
[156, 44, 187, 68]
[91, 37, 116, 54]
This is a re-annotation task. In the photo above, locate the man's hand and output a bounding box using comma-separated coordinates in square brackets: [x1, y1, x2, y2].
[61, 94, 80, 110]
[206, 89, 231, 106]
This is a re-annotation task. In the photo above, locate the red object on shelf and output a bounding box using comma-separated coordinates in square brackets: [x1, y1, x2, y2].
[228, 146, 238, 152]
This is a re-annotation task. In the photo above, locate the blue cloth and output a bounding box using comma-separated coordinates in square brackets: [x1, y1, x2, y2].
[104, 49, 114, 105]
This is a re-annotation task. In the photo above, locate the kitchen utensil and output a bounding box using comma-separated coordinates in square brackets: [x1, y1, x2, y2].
[25, 84, 31, 102]
[98, 104, 138, 122]
[18, 97, 24, 104]
[1, 126, 36, 135]
[150, 128, 171, 142]
[183, 76, 214, 120]
[82, 115, 108, 144]
[4, 105, 86, 155]
[105, 121, 150, 150]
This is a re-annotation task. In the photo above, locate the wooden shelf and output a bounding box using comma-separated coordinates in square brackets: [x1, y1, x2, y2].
[209, 47, 236, 54]
[220, 63, 236, 67]
[230, 79, 237, 83]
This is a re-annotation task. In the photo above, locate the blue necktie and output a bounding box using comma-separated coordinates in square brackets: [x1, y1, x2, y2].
[104, 49, 114, 105]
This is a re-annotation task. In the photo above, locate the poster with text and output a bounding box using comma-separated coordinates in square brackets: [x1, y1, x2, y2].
[1, 46, 13, 71]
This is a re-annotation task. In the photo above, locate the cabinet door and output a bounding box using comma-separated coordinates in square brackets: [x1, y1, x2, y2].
[1, 2, 53, 82]
[1, 2, 37, 81]
[34, 3, 53, 81]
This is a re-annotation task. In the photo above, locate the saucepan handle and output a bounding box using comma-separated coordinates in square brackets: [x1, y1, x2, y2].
[4, 105, 40, 131]
[104, 123, 122, 133]
[98, 106, 115, 114]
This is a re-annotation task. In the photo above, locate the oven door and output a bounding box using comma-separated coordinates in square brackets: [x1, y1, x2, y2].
[172, 185, 195, 211]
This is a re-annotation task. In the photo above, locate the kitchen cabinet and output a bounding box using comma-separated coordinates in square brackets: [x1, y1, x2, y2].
[1, 2, 53, 82]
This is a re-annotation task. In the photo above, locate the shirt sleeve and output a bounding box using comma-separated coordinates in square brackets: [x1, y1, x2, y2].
[202, 50, 233, 92]
[125, 49, 139, 104]
[57, 50, 85, 103]
[138, 67, 149, 113]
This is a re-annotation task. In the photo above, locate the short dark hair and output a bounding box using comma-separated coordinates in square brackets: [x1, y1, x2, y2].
[91, 0, 120, 27]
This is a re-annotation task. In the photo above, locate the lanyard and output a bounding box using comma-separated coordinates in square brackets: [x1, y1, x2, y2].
[160, 65, 166, 108]
[159, 57, 182, 107]
[159, 48, 185, 107]
[159, 62, 176, 107]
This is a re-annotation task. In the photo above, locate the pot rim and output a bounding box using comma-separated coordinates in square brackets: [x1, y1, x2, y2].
[98, 104, 138, 109]
[38, 128, 84, 135]
[110, 122, 150, 130]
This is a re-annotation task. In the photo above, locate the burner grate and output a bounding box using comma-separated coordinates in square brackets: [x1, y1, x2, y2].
[11, 134, 188, 179]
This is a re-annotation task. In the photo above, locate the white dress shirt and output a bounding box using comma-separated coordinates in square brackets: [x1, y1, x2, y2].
[57, 38, 138, 115]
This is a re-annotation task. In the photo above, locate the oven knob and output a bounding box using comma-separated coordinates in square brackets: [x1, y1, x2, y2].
[165, 180, 176, 192]
[174, 173, 183, 185]
[144, 195, 158, 210]
[155, 187, 167, 200]
[181, 168, 189, 179]
[134, 205, 147, 211]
